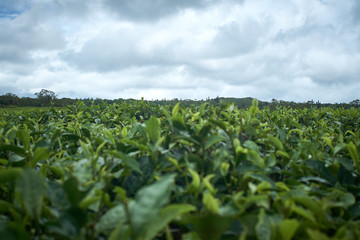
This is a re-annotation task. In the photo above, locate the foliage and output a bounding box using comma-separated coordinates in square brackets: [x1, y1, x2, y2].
[0, 100, 360, 239]
[1, 91, 359, 109]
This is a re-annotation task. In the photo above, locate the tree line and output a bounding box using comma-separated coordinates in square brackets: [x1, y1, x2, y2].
[0, 89, 359, 109]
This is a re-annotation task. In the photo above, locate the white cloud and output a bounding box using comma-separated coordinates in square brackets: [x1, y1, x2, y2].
[0, 0, 359, 103]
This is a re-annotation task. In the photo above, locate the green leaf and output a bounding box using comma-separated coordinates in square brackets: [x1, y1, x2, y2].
[209, 119, 228, 132]
[265, 153, 276, 167]
[171, 115, 186, 130]
[0, 168, 22, 184]
[140, 204, 196, 240]
[167, 156, 180, 170]
[80, 127, 91, 139]
[109, 224, 131, 240]
[333, 143, 346, 155]
[0, 158, 8, 165]
[325, 190, 355, 209]
[255, 209, 271, 240]
[96, 204, 126, 234]
[250, 98, 259, 116]
[15, 169, 45, 218]
[184, 214, 232, 240]
[204, 135, 226, 150]
[304, 160, 336, 185]
[0, 218, 31, 240]
[279, 219, 299, 240]
[16, 130, 30, 150]
[32, 147, 50, 166]
[79, 140, 92, 160]
[79, 195, 101, 209]
[130, 174, 175, 237]
[202, 174, 216, 195]
[292, 196, 323, 217]
[268, 136, 284, 150]
[321, 137, 333, 148]
[291, 205, 316, 223]
[49, 166, 65, 179]
[172, 102, 181, 116]
[0, 145, 26, 156]
[276, 150, 290, 159]
[246, 173, 276, 188]
[347, 142, 360, 171]
[203, 192, 219, 214]
[307, 229, 331, 240]
[121, 152, 141, 173]
[63, 177, 89, 206]
[121, 126, 128, 138]
[220, 162, 230, 176]
[182, 232, 202, 240]
[0, 200, 14, 213]
[145, 116, 160, 144]
[114, 186, 127, 202]
[104, 130, 115, 145]
[188, 168, 201, 193]
[61, 133, 81, 141]
[244, 140, 260, 153]
[337, 158, 354, 171]
[247, 149, 265, 169]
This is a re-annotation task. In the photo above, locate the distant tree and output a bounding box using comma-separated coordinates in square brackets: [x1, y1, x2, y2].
[5, 93, 18, 98]
[306, 100, 314, 105]
[0, 93, 19, 106]
[350, 99, 360, 106]
[271, 98, 278, 104]
[34, 89, 56, 106]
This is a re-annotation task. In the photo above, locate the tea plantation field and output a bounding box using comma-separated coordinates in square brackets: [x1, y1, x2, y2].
[0, 100, 359, 239]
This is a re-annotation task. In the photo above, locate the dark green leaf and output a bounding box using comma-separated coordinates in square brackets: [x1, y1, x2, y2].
[184, 214, 232, 240]
[140, 204, 196, 240]
[32, 147, 50, 166]
[205, 135, 226, 150]
[0, 168, 22, 184]
[15, 169, 45, 218]
[0, 145, 26, 156]
[96, 204, 126, 234]
[130, 174, 175, 236]
[16, 130, 30, 150]
[63, 177, 89, 206]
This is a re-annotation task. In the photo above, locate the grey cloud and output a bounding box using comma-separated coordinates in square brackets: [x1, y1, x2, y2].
[62, 27, 181, 72]
[0, 19, 65, 51]
[0, 0, 28, 10]
[64, 18, 266, 73]
[274, 23, 335, 43]
[352, 0, 360, 23]
[1, 0, 92, 19]
[62, 31, 148, 72]
[46, 0, 94, 19]
[102, 0, 221, 21]
[211, 20, 266, 57]
[301, 52, 360, 85]
[0, 7, 66, 74]
[0, 46, 31, 64]
[0, 0, 91, 63]
[0, 0, 29, 19]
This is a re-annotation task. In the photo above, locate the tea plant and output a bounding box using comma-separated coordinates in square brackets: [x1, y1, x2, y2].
[0, 100, 359, 239]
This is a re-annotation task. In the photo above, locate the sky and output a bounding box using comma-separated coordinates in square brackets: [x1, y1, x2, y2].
[0, 0, 359, 103]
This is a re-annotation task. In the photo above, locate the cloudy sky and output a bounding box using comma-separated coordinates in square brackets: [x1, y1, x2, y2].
[0, 0, 359, 102]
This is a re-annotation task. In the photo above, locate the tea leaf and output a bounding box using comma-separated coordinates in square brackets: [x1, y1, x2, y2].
[15, 169, 45, 219]
[279, 219, 299, 240]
